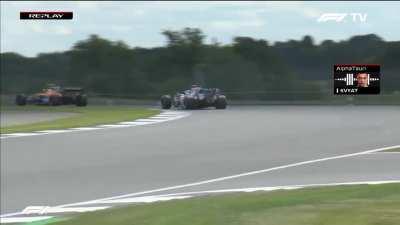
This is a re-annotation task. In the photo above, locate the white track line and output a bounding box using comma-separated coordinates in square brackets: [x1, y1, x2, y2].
[2, 179, 399, 223]
[1, 133, 42, 137]
[133, 119, 164, 123]
[36, 130, 71, 134]
[22, 206, 110, 214]
[96, 124, 132, 128]
[146, 180, 400, 198]
[0, 111, 190, 139]
[118, 122, 141, 125]
[55, 144, 400, 208]
[1, 145, 399, 221]
[100, 196, 192, 204]
[0, 216, 53, 223]
[369, 151, 400, 154]
[69, 127, 103, 131]
[91, 179, 400, 205]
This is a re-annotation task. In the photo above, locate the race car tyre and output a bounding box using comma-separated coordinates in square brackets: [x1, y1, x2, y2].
[15, 94, 27, 106]
[215, 97, 227, 109]
[75, 94, 88, 107]
[184, 98, 196, 110]
[173, 96, 180, 108]
[49, 96, 62, 106]
[161, 95, 172, 109]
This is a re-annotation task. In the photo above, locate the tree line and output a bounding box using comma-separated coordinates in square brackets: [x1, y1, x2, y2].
[1, 28, 399, 100]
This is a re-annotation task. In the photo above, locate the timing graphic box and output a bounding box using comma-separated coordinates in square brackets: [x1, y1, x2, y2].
[333, 64, 380, 95]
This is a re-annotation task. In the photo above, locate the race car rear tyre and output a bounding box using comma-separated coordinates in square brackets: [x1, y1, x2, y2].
[215, 97, 227, 109]
[161, 95, 172, 109]
[184, 98, 196, 110]
[15, 94, 27, 106]
[75, 95, 88, 107]
[49, 96, 62, 106]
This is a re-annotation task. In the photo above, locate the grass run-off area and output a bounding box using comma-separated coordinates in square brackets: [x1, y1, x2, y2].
[46, 183, 400, 225]
[382, 148, 400, 152]
[0, 105, 160, 134]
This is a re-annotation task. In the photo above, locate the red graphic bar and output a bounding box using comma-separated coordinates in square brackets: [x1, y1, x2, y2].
[334, 64, 380, 67]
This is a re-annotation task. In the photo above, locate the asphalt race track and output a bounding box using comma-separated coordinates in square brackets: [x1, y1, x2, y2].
[1, 106, 400, 215]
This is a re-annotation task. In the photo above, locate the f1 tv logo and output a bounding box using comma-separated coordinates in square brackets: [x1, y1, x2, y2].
[317, 13, 367, 23]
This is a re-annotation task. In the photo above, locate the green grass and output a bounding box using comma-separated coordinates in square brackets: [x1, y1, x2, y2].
[1, 106, 160, 134]
[382, 148, 400, 152]
[46, 183, 400, 225]
[18, 218, 66, 225]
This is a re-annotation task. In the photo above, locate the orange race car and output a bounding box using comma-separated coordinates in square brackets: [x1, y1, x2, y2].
[16, 84, 87, 106]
